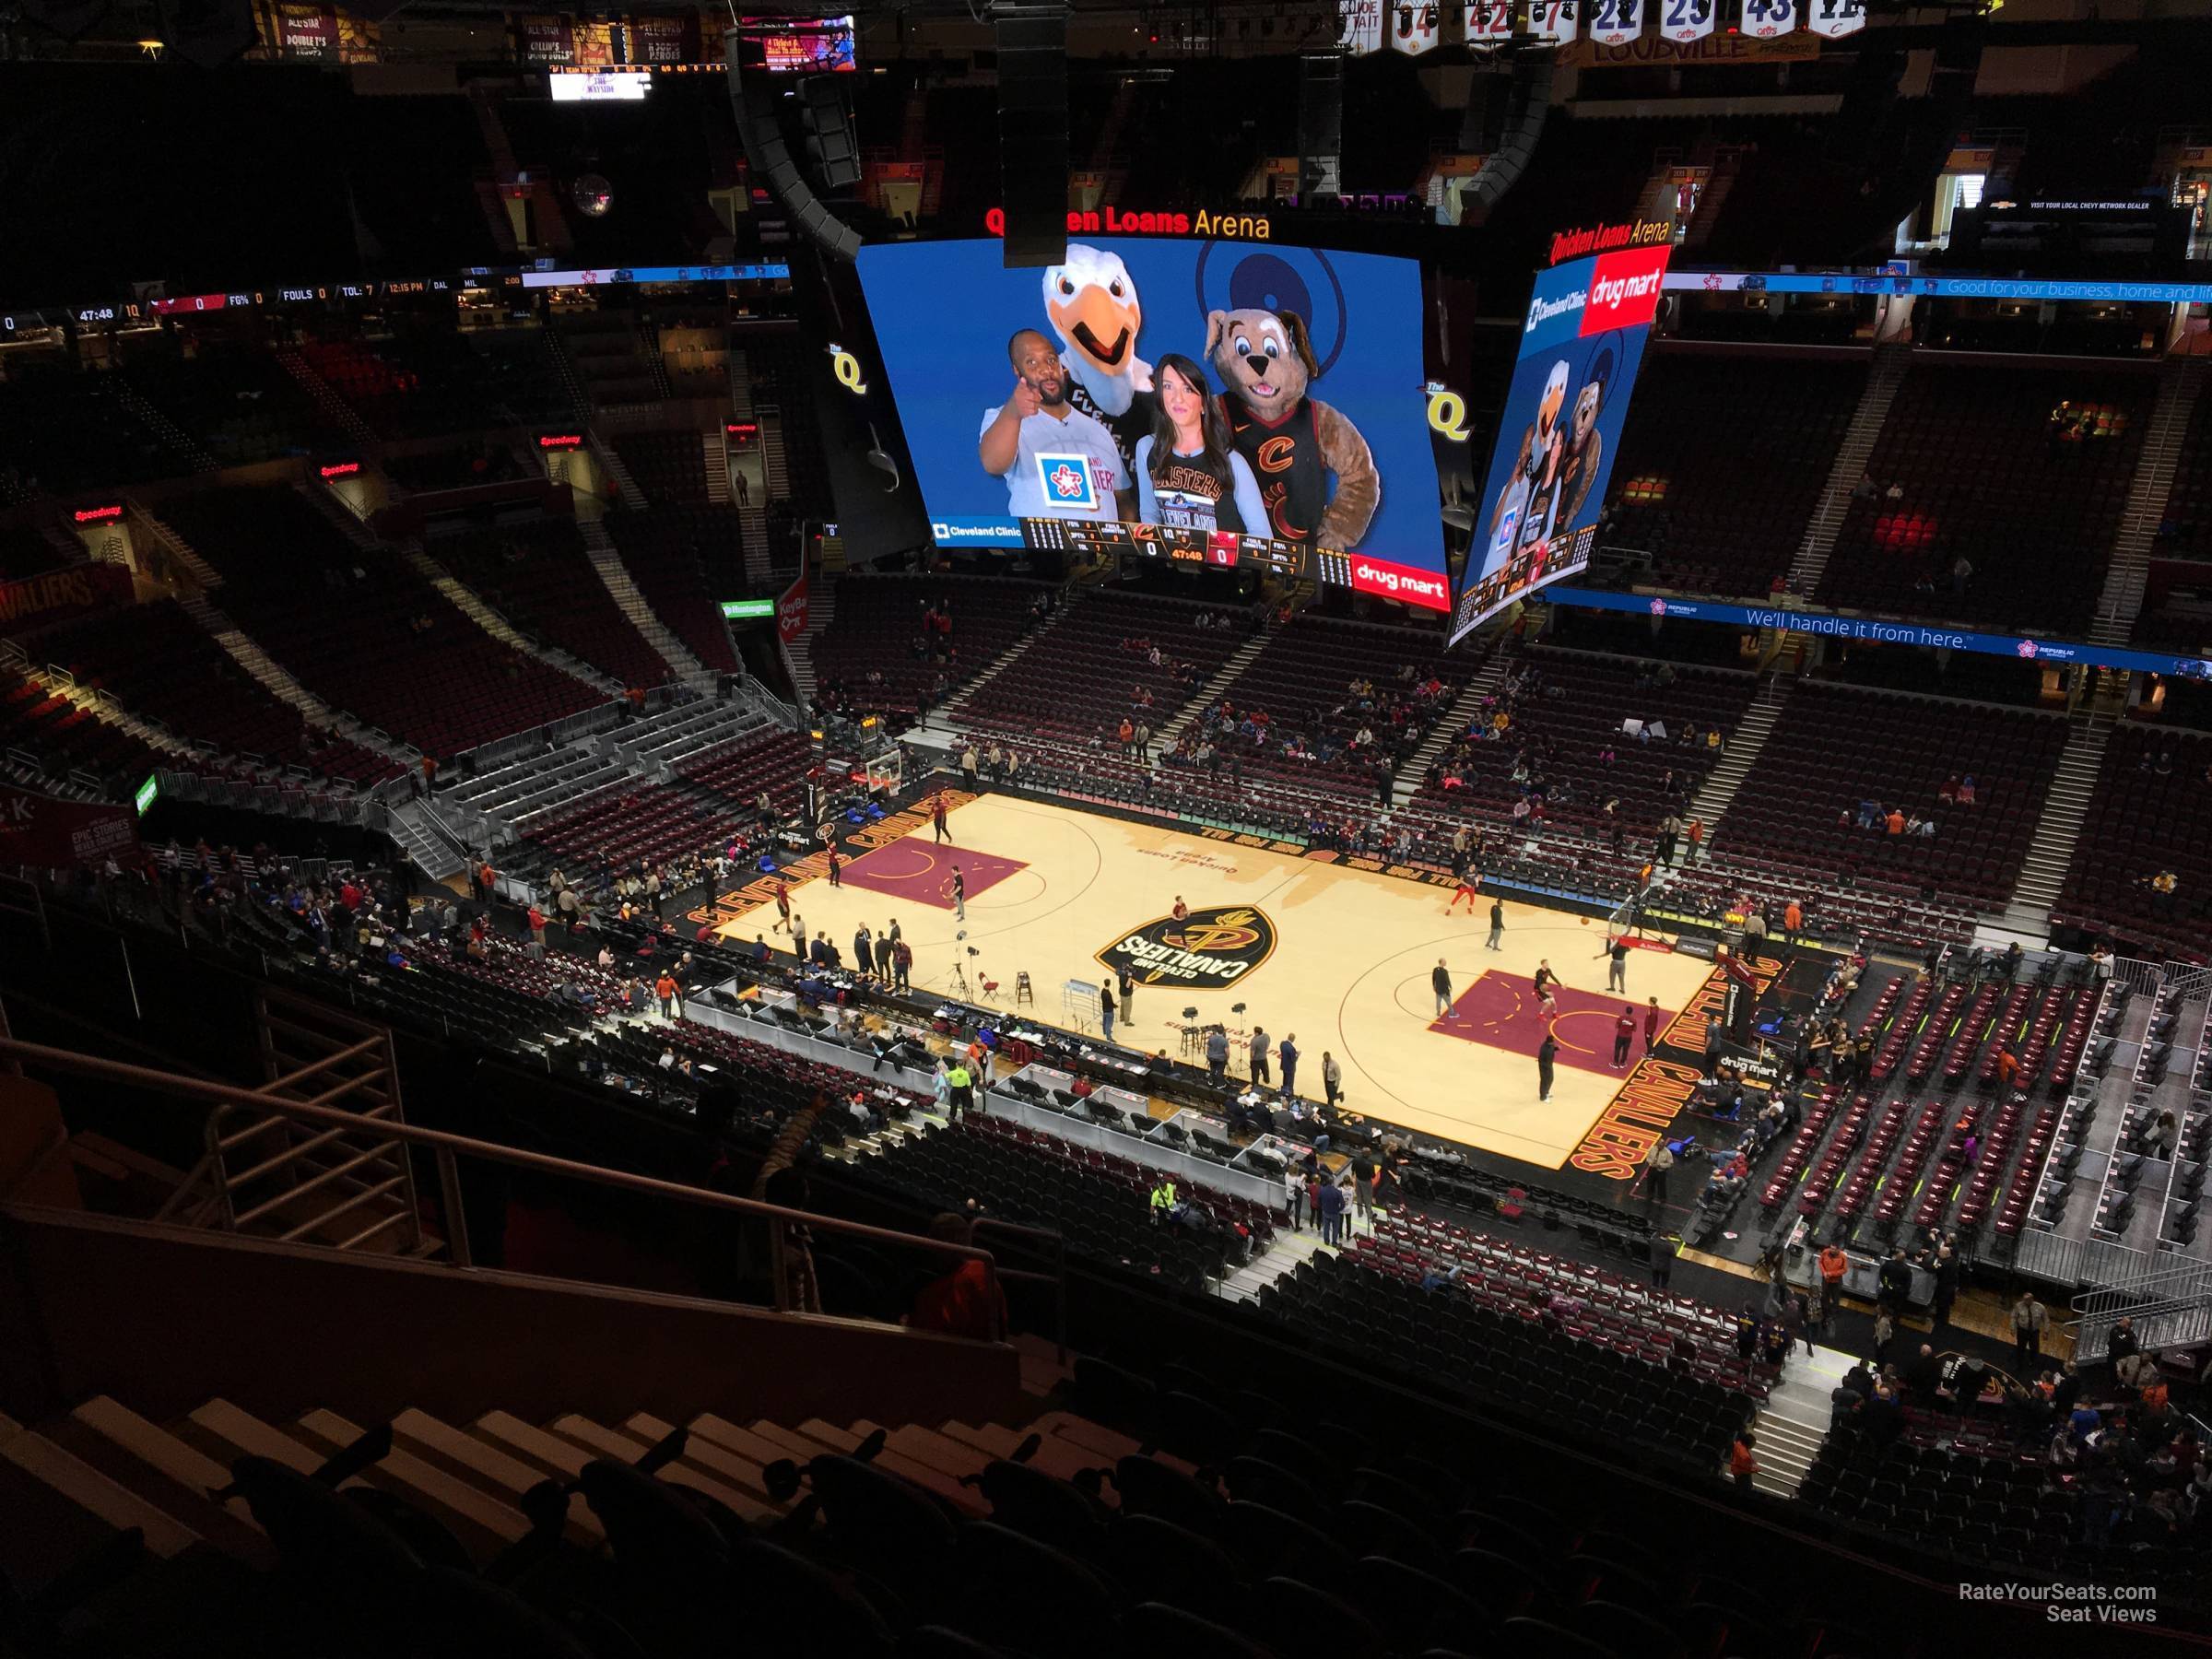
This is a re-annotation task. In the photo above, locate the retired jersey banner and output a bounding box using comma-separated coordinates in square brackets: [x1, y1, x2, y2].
[1531, 0, 1577, 42]
[1391, 0, 1440, 53]
[1656, 0, 1712, 42]
[1587, 0, 1642, 46]
[1741, 0, 1796, 36]
[1806, 0, 1864, 36]
[1339, 0, 1384, 53]
[1464, 0, 1512, 47]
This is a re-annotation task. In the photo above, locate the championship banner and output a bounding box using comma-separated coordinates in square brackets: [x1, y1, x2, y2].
[1656, 0, 1713, 43]
[1741, 0, 1796, 37]
[1338, 0, 1384, 53]
[1587, 0, 1642, 47]
[1806, 0, 1865, 37]
[1531, 1, 1578, 45]
[0, 782, 137, 869]
[1391, 0, 1440, 53]
[775, 569, 809, 644]
[1464, 0, 1512, 48]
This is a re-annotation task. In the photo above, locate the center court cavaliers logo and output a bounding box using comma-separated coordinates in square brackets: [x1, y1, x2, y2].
[1097, 905, 1277, 988]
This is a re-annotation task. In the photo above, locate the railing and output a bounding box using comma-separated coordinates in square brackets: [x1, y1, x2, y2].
[0, 1019, 1041, 1346]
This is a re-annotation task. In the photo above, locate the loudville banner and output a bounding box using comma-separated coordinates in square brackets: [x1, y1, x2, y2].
[0, 782, 138, 868]
[1097, 905, 1277, 989]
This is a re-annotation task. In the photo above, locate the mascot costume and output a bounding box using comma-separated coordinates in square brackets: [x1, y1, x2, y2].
[1043, 245, 1155, 477]
[1206, 309, 1379, 552]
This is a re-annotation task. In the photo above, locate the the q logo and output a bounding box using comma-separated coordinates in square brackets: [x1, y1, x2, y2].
[1425, 382, 1469, 443]
[827, 343, 868, 396]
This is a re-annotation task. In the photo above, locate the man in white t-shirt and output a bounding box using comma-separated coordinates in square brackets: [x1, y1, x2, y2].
[978, 329, 1130, 522]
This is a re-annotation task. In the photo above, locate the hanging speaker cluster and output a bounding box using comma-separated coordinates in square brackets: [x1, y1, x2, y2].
[724, 32, 864, 262]
[994, 5, 1070, 269]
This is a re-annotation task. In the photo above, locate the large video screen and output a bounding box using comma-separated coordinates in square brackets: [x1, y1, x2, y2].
[1446, 245, 1671, 646]
[742, 15, 855, 73]
[855, 237, 1451, 610]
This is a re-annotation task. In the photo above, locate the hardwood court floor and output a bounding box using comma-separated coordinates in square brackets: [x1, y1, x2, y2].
[718, 793, 1714, 1170]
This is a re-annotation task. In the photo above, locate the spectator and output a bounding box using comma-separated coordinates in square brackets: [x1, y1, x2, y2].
[907, 1214, 1007, 1341]
[1729, 1431, 1759, 1490]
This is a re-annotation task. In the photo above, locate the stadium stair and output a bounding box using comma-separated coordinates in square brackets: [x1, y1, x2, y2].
[402, 547, 624, 700]
[129, 502, 223, 590]
[1784, 341, 1912, 596]
[2089, 352, 2206, 646]
[786, 575, 832, 709]
[386, 797, 471, 883]
[1148, 628, 1272, 754]
[700, 429, 730, 507]
[760, 418, 792, 506]
[1392, 655, 1507, 810]
[273, 347, 382, 456]
[1685, 676, 1793, 857]
[113, 384, 219, 477]
[586, 431, 650, 511]
[726, 351, 776, 586]
[576, 520, 719, 693]
[928, 601, 1067, 732]
[1747, 1347, 1851, 1499]
[1998, 683, 2122, 935]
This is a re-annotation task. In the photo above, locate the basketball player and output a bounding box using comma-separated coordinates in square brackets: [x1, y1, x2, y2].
[952, 865, 966, 921]
[1533, 959, 1559, 1020]
[932, 794, 950, 843]
[1171, 894, 1189, 924]
[1446, 864, 1481, 914]
[772, 879, 792, 935]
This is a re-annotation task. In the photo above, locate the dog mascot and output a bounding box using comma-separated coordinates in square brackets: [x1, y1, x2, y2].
[1206, 308, 1379, 552]
[1042, 245, 1155, 476]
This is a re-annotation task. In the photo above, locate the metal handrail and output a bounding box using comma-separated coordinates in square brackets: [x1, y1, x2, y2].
[0, 1034, 1023, 1340]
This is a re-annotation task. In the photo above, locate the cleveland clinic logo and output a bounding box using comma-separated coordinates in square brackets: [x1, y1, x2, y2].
[1651, 598, 1668, 617]
[1098, 905, 1277, 988]
[2017, 639, 2039, 659]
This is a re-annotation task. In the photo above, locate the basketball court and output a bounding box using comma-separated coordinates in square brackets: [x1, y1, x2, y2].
[708, 789, 1718, 1171]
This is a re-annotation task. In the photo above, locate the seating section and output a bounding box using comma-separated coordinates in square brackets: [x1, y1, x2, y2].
[1605, 347, 1869, 597]
[857, 1113, 1272, 1292]
[676, 725, 813, 818]
[297, 332, 524, 440]
[1714, 683, 2067, 910]
[1817, 359, 2152, 631]
[515, 778, 740, 877]
[1410, 650, 1756, 842]
[156, 488, 604, 759]
[430, 517, 674, 688]
[809, 574, 1052, 723]
[961, 593, 1246, 751]
[0, 672, 167, 794]
[603, 508, 745, 673]
[1264, 1237, 1759, 1468]
[30, 600, 400, 787]
[1173, 614, 1467, 806]
[613, 429, 709, 505]
[2054, 725, 2212, 963]
[558, 312, 663, 407]
[0, 360, 185, 499]
[125, 342, 345, 467]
